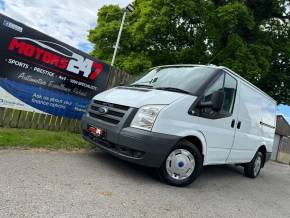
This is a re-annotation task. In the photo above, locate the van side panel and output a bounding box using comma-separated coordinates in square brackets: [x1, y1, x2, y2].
[152, 96, 208, 155]
[153, 95, 237, 165]
[260, 96, 276, 153]
[227, 82, 276, 163]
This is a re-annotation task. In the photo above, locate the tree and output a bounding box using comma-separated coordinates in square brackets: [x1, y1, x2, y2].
[88, 0, 290, 104]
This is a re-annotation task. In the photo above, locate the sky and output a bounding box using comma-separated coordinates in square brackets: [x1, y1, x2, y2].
[0, 0, 131, 52]
[278, 105, 290, 123]
[0, 0, 289, 122]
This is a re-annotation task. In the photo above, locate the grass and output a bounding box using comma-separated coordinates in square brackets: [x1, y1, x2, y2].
[0, 128, 91, 150]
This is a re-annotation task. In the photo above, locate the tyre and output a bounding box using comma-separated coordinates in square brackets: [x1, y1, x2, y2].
[157, 140, 203, 187]
[244, 151, 264, 178]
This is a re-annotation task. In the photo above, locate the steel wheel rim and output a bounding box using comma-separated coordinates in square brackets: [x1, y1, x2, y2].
[166, 149, 195, 180]
[254, 155, 262, 176]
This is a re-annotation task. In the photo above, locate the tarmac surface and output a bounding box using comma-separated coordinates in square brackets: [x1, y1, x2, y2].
[0, 149, 290, 218]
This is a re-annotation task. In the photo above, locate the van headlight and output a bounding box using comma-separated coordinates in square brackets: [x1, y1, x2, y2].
[130, 105, 165, 131]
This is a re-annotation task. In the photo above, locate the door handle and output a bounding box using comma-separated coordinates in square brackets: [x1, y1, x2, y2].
[231, 119, 235, 128]
[237, 121, 241, 129]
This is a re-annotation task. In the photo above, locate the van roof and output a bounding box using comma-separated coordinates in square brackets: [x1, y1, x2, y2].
[153, 64, 276, 104]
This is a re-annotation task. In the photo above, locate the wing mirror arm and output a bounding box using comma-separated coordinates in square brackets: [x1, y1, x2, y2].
[198, 101, 213, 108]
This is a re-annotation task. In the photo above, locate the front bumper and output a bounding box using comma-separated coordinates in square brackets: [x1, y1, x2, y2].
[81, 114, 180, 167]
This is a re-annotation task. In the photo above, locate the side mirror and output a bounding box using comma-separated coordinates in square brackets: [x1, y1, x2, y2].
[198, 90, 225, 112]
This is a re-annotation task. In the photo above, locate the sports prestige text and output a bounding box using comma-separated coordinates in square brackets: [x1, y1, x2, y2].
[8, 37, 103, 80]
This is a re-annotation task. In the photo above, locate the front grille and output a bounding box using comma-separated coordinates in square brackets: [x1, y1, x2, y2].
[88, 100, 130, 125]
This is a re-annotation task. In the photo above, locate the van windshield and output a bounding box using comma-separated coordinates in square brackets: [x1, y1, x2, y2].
[131, 66, 217, 95]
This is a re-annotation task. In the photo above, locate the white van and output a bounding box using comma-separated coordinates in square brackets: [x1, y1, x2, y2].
[81, 65, 276, 186]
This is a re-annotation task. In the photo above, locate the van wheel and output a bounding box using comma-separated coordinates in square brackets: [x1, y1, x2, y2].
[244, 151, 264, 178]
[157, 141, 203, 187]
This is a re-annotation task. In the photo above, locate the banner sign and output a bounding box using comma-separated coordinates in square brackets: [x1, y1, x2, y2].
[0, 14, 111, 119]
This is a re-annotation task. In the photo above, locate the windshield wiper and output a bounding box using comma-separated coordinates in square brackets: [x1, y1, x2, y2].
[129, 84, 154, 88]
[155, 87, 190, 94]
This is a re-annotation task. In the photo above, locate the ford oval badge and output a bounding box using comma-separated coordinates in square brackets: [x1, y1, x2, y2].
[97, 107, 108, 114]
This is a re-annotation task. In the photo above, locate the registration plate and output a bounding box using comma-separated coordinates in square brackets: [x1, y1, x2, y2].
[87, 125, 105, 138]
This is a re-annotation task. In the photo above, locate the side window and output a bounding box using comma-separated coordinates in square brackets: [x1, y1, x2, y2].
[200, 72, 237, 118]
[222, 74, 237, 114]
[201, 74, 224, 115]
[204, 74, 224, 102]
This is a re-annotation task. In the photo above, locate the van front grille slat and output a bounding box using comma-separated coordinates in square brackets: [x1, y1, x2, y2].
[89, 112, 120, 125]
[90, 106, 124, 118]
[88, 109, 122, 121]
[93, 100, 129, 111]
[91, 104, 125, 115]
[107, 110, 124, 118]
[89, 100, 129, 125]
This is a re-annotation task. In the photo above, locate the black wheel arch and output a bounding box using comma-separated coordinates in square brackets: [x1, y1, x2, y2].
[258, 145, 267, 167]
[180, 136, 203, 157]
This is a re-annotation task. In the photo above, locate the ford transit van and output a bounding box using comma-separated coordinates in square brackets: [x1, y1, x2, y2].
[81, 65, 276, 186]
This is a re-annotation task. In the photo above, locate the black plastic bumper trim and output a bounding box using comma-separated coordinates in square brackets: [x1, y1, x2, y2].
[81, 115, 180, 167]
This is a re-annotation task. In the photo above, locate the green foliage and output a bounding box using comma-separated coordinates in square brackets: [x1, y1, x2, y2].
[117, 52, 152, 75]
[88, 0, 290, 104]
[216, 2, 255, 33]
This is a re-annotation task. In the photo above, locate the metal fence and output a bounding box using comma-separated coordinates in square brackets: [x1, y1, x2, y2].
[0, 69, 133, 133]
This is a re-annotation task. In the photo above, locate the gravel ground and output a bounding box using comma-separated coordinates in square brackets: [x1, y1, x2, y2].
[0, 149, 290, 218]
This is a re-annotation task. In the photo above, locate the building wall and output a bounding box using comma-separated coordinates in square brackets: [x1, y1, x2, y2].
[276, 136, 290, 165]
[271, 134, 281, 160]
